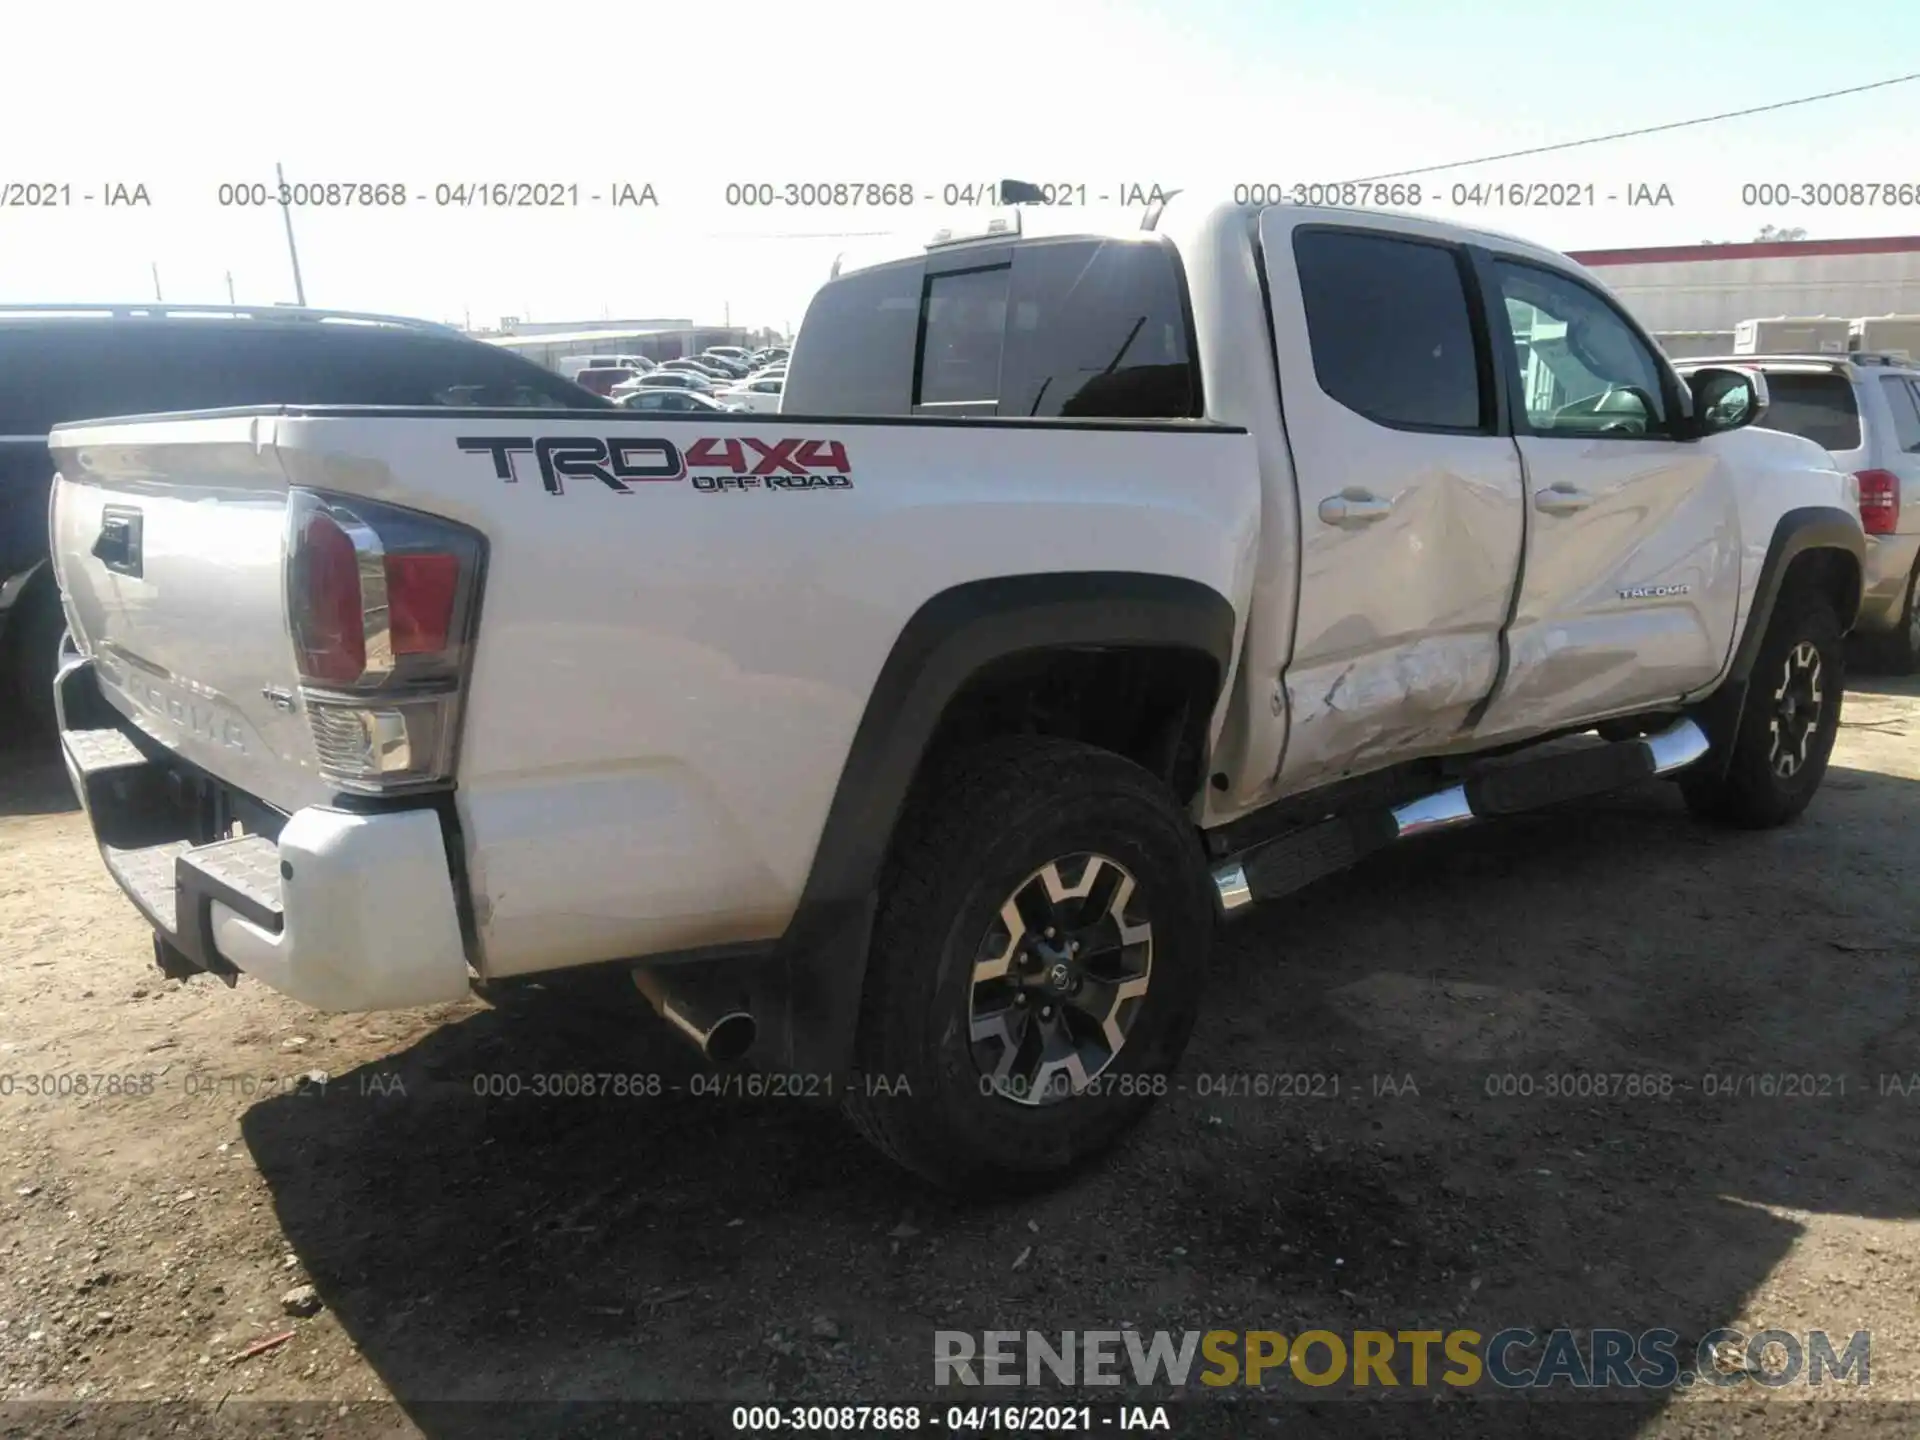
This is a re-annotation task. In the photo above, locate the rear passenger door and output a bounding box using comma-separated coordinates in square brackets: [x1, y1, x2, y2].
[1257, 212, 1525, 791]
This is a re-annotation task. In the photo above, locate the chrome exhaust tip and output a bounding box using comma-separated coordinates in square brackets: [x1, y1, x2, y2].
[631, 966, 758, 1064]
[1644, 716, 1711, 775]
[1213, 859, 1254, 914]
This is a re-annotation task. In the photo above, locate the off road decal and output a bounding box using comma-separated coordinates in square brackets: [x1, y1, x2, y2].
[686, 436, 853, 493]
[457, 435, 852, 495]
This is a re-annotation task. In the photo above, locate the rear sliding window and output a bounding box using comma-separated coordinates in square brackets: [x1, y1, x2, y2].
[1753, 372, 1861, 452]
[0, 323, 590, 435]
[784, 235, 1200, 420]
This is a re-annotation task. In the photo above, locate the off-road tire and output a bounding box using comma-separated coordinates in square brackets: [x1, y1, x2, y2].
[1681, 594, 1843, 829]
[842, 735, 1213, 1192]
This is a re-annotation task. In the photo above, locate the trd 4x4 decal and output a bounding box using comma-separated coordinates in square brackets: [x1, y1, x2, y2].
[456, 435, 852, 494]
[684, 437, 852, 493]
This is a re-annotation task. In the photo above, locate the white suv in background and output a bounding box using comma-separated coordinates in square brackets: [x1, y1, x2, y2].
[1678, 353, 1920, 671]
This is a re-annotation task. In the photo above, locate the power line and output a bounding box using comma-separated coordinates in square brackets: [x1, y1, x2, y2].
[1347, 70, 1920, 183]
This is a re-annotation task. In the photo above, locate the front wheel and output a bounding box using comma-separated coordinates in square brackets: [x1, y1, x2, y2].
[1681, 594, 1843, 829]
[843, 736, 1213, 1192]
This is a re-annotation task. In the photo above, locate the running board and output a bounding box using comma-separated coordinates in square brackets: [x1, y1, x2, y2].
[1212, 716, 1710, 915]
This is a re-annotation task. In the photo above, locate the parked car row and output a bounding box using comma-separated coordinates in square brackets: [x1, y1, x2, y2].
[566, 345, 790, 412]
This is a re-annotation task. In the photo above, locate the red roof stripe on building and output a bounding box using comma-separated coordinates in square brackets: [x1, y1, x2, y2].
[1569, 235, 1920, 266]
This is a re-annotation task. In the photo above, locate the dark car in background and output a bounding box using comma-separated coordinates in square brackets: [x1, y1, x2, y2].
[0, 305, 609, 741]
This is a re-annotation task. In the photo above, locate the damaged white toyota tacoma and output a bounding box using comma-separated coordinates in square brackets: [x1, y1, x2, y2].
[47, 197, 1864, 1190]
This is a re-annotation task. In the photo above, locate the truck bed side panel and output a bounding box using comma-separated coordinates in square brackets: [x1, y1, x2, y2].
[96, 411, 1262, 977]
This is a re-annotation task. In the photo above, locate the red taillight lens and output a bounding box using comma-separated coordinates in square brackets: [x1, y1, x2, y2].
[289, 508, 367, 684]
[386, 552, 460, 655]
[1857, 469, 1900, 535]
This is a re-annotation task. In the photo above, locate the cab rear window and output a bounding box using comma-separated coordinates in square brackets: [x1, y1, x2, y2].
[786, 235, 1201, 420]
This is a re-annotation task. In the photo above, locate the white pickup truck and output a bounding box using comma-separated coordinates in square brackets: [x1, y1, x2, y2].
[48, 197, 1864, 1191]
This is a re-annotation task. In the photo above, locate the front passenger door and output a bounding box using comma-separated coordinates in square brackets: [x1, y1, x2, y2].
[1471, 258, 1741, 741]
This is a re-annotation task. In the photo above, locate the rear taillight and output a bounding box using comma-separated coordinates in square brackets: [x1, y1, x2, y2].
[1856, 470, 1900, 535]
[285, 490, 486, 794]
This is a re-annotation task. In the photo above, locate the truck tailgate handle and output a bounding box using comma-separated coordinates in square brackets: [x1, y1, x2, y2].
[1318, 490, 1393, 527]
[1534, 483, 1596, 516]
[92, 508, 144, 577]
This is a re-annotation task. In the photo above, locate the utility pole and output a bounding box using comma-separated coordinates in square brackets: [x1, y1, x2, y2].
[225, 271, 236, 304]
[276, 162, 307, 306]
[151, 262, 163, 301]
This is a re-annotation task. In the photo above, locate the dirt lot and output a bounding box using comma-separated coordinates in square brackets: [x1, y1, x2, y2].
[2, 678, 1918, 1439]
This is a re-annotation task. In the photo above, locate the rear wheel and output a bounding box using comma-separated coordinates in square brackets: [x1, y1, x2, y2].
[1681, 594, 1843, 829]
[843, 736, 1212, 1192]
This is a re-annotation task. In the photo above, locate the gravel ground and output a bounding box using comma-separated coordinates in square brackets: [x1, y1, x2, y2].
[1, 678, 1917, 1440]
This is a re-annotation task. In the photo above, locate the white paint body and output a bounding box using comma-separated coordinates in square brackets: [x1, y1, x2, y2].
[48, 197, 1860, 1009]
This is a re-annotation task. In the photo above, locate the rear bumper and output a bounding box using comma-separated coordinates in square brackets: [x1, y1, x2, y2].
[1856, 532, 1920, 632]
[56, 653, 472, 1012]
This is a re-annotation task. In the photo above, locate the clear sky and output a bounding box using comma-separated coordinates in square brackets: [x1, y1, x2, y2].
[2, 0, 1916, 332]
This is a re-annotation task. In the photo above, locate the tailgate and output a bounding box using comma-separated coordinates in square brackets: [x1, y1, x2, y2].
[49, 413, 328, 814]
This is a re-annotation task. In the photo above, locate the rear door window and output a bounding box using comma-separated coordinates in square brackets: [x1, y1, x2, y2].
[1293, 229, 1486, 432]
[1753, 372, 1861, 452]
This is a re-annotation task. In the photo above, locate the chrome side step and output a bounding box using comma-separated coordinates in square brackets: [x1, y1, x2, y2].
[1212, 717, 1710, 915]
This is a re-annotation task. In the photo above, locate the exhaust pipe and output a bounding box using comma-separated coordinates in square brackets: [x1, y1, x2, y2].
[631, 966, 758, 1064]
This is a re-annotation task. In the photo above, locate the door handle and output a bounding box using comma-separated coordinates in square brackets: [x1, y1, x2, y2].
[1318, 490, 1393, 527]
[1534, 484, 1595, 516]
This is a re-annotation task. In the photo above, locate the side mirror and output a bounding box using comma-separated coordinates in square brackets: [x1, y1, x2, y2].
[1686, 366, 1770, 437]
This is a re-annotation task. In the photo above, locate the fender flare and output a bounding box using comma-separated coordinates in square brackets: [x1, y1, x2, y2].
[762, 570, 1238, 1075]
[1694, 505, 1864, 771]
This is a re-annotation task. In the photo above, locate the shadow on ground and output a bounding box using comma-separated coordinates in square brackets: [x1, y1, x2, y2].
[0, 743, 77, 817]
[233, 758, 1920, 1437]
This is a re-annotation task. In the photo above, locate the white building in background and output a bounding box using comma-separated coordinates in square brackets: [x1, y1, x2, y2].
[1567, 234, 1920, 333]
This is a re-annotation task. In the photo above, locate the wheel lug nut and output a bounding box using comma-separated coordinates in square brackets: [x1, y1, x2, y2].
[1044, 927, 1056, 938]
[1041, 1006, 1054, 1019]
